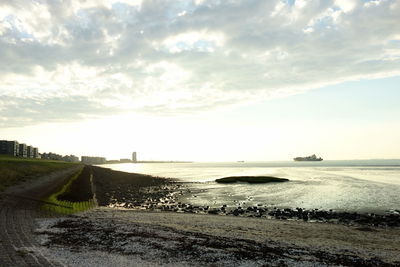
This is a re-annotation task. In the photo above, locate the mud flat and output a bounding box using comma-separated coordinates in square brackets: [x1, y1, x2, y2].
[87, 166, 400, 229]
[36, 207, 400, 266]
[90, 166, 181, 207]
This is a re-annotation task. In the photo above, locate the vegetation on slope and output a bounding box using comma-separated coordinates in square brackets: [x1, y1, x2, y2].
[0, 155, 78, 193]
[42, 166, 95, 214]
[215, 176, 289, 184]
[57, 165, 93, 202]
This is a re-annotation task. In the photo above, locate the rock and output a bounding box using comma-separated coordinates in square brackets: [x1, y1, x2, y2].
[208, 209, 219, 215]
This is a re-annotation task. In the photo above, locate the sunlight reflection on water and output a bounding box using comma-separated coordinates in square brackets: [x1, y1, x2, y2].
[102, 161, 400, 212]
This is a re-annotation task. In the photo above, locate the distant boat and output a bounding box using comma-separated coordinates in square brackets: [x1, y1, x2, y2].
[237, 161, 245, 163]
[293, 154, 323, 161]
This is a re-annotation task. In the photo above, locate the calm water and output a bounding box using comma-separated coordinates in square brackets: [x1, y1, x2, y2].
[102, 160, 400, 213]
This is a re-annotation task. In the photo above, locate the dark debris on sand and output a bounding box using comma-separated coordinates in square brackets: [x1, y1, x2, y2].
[42, 216, 399, 267]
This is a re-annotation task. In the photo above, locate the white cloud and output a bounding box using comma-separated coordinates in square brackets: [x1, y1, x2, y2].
[0, 0, 399, 127]
[335, 0, 358, 13]
[161, 31, 225, 53]
[364, 0, 382, 8]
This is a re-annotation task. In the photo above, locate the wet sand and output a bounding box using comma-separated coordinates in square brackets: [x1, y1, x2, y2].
[33, 166, 400, 266]
[90, 165, 179, 207]
[36, 208, 400, 266]
[90, 166, 400, 228]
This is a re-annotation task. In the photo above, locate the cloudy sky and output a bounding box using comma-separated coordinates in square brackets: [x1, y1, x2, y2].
[1, 0, 399, 161]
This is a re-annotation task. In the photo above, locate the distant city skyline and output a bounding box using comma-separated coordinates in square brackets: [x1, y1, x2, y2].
[0, 1, 399, 161]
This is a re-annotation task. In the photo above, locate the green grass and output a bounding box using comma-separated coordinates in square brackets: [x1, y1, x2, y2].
[215, 176, 289, 184]
[0, 155, 79, 193]
[41, 168, 95, 214]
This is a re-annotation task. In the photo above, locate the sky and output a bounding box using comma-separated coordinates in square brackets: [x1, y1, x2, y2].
[0, 0, 399, 161]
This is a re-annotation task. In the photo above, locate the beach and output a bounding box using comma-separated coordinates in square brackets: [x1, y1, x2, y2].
[35, 208, 400, 266]
[1, 165, 400, 266]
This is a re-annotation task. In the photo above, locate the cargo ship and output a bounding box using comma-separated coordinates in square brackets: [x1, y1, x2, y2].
[293, 154, 323, 161]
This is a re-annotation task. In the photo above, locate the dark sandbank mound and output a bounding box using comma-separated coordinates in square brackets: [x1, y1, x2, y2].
[216, 176, 289, 184]
[91, 166, 177, 206]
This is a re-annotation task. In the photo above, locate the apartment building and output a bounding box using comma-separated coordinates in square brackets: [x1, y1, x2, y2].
[0, 140, 19, 156]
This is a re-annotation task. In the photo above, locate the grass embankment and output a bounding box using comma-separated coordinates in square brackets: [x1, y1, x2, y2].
[0, 155, 78, 193]
[216, 176, 289, 184]
[42, 165, 95, 214]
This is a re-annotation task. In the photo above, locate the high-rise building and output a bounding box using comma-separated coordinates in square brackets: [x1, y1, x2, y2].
[0, 140, 41, 158]
[0, 140, 19, 156]
[132, 152, 137, 162]
[0, 140, 7, 155]
[19, 143, 27, 157]
[33, 147, 39, 158]
[27, 146, 34, 158]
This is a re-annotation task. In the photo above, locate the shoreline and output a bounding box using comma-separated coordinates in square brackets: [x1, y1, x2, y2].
[90, 166, 400, 228]
[90, 165, 180, 207]
[1, 164, 399, 266]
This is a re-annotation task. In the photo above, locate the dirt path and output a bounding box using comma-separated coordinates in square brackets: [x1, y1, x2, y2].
[0, 166, 82, 267]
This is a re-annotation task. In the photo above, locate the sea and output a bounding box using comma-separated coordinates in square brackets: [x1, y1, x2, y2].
[101, 160, 400, 213]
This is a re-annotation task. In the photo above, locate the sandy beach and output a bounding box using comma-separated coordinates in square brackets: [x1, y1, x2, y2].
[1, 165, 400, 266]
[35, 208, 400, 266]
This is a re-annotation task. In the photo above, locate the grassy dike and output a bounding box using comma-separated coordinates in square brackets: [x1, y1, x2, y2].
[0, 155, 95, 214]
[42, 166, 96, 214]
[0, 155, 78, 193]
